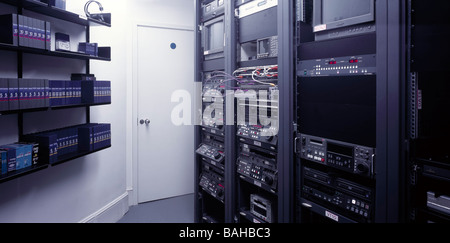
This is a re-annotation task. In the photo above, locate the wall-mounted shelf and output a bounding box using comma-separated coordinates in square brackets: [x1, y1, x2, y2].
[52, 145, 111, 166]
[0, 163, 48, 184]
[0, 102, 111, 116]
[0, 0, 112, 185]
[0, 145, 112, 184]
[0, 0, 111, 27]
[0, 43, 111, 61]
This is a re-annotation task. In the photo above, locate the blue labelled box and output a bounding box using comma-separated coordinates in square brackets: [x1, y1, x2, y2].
[0, 146, 17, 173]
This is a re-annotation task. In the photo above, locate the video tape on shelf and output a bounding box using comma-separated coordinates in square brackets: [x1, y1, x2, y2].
[0, 78, 50, 111]
[78, 42, 98, 56]
[0, 14, 51, 50]
[45, 77, 109, 107]
[81, 80, 111, 104]
[21, 123, 111, 165]
[0, 78, 9, 112]
[0, 143, 36, 174]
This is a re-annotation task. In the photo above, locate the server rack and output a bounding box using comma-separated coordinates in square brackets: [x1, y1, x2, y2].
[194, 0, 296, 223]
[194, 0, 228, 223]
[195, 0, 414, 224]
[295, 0, 405, 223]
[406, 0, 450, 223]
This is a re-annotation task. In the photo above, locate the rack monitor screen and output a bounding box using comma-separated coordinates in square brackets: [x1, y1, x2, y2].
[313, 0, 374, 33]
[207, 21, 224, 51]
[203, 16, 225, 59]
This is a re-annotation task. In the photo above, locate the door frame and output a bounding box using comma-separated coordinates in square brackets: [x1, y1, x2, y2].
[129, 22, 195, 206]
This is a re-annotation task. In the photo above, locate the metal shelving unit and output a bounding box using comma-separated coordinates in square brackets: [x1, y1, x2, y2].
[0, 0, 112, 184]
[0, 43, 111, 61]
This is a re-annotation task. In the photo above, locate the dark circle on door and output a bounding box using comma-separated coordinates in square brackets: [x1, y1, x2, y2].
[170, 43, 177, 49]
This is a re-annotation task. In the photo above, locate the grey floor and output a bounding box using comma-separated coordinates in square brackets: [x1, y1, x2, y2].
[117, 193, 195, 223]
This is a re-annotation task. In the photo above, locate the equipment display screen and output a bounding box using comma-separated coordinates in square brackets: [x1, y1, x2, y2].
[328, 142, 353, 157]
[322, 0, 371, 24]
[207, 21, 224, 51]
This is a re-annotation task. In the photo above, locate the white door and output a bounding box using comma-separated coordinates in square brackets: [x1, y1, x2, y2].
[136, 25, 194, 203]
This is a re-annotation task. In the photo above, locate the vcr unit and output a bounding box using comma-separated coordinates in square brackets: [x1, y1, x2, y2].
[199, 163, 225, 203]
[301, 166, 373, 222]
[297, 134, 375, 177]
[237, 143, 277, 193]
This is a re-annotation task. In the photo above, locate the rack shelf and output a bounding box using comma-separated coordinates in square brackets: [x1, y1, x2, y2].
[52, 145, 111, 166]
[199, 188, 225, 204]
[0, 145, 111, 184]
[299, 198, 357, 223]
[238, 58, 277, 68]
[239, 175, 277, 195]
[0, 43, 111, 61]
[0, 0, 111, 27]
[239, 209, 267, 223]
[0, 102, 111, 116]
[416, 208, 450, 223]
[0, 163, 48, 184]
[201, 215, 220, 223]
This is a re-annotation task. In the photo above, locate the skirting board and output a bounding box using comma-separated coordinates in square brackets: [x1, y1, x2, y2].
[79, 192, 129, 223]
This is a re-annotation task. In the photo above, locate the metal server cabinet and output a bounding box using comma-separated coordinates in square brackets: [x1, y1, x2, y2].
[277, 0, 296, 223]
[407, 0, 450, 223]
[234, 0, 280, 224]
[295, 0, 405, 223]
[195, 0, 298, 223]
[195, 0, 228, 223]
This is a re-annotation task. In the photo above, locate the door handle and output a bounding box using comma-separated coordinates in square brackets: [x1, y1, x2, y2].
[140, 119, 151, 125]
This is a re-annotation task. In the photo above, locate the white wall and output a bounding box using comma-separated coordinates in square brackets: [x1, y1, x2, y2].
[0, 0, 129, 223]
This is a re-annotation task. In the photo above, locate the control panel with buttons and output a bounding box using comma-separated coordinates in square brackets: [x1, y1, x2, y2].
[298, 54, 376, 77]
[302, 185, 372, 220]
[314, 23, 376, 41]
[201, 0, 225, 22]
[196, 143, 224, 164]
[199, 171, 225, 202]
[197, 132, 225, 169]
[298, 134, 375, 177]
[237, 143, 278, 193]
[302, 166, 373, 222]
[201, 73, 226, 134]
[237, 124, 278, 151]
